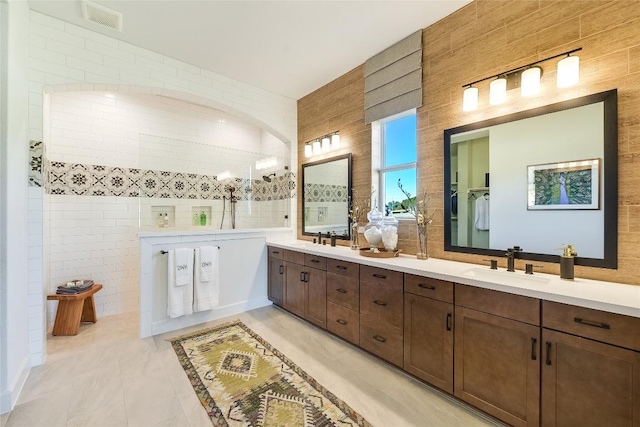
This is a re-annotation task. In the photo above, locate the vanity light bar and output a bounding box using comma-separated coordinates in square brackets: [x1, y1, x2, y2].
[462, 48, 582, 111]
[304, 131, 340, 158]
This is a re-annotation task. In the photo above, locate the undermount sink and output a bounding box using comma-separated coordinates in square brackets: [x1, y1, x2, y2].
[463, 267, 550, 286]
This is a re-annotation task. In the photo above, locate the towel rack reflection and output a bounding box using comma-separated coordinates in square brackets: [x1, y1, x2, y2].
[160, 247, 220, 255]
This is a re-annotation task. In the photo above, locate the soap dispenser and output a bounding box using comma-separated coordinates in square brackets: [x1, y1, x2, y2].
[558, 244, 577, 280]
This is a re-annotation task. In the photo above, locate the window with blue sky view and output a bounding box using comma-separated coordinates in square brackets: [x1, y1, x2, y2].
[380, 112, 416, 217]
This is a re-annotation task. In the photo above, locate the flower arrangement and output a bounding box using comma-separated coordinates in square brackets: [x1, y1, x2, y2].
[348, 188, 371, 250]
[398, 179, 435, 259]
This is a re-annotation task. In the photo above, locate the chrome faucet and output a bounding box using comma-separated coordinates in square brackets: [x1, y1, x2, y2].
[505, 246, 522, 272]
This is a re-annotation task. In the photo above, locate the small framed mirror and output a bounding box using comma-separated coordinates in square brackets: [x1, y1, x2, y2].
[302, 153, 352, 239]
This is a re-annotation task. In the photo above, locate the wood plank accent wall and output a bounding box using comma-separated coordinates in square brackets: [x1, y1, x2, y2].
[298, 0, 640, 285]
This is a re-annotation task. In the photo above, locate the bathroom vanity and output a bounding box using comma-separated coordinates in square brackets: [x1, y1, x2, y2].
[266, 239, 640, 427]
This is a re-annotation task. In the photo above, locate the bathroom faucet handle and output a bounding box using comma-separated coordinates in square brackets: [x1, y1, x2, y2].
[525, 263, 543, 275]
[483, 259, 498, 270]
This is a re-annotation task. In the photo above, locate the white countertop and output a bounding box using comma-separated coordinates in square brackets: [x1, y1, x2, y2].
[137, 227, 293, 238]
[266, 237, 640, 319]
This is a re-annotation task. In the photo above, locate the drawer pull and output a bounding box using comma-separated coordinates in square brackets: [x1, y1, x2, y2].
[271, 250, 280, 254]
[336, 288, 347, 294]
[336, 265, 348, 270]
[531, 337, 537, 361]
[446, 313, 452, 331]
[574, 317, 610, 330]
[372, 273, 387, 279]
[418, 283, 436, 290]
[373, 335, 386, 343]
[310, 259, 321, 263]
[373, 300, 387, 306]
[545, 341, 552, 366]
[336, 319, 347, 325]
[300, 271, 305, 282]
[279, 265, 284, 274]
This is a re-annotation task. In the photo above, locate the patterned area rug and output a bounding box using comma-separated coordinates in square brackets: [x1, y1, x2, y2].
[169, 321, 372, 427]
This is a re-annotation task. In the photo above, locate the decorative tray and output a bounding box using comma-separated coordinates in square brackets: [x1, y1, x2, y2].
[359, 248, 401, 258]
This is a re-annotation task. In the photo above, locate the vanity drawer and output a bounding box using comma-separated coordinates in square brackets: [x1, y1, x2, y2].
[327, 273, 359, 312]
[283, 249, 305, 265]
[404, 274, 453, 303]
[326, 302, 359, 345]
[360, 318, 403, 367]
[455, 284, 540, 326]
[305, 253, 326, 270]
[267, 246, 284, 259]
[360, 281, 403, 328]
[326, 258, 359, 280]
[360, 265, 403, 291]
[543, 301, 640, 351]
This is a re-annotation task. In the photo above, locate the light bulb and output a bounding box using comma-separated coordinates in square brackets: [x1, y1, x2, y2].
[321, 137, 330, 152]
[557, 55, 579, 88]
[312, 139, 321, 154]
[489, 77, 507, 105]
[521, 67, 542, 97]
[331, 134, 340, 149]
[462, 86, 478, 111]
[304, 143, 312, 158]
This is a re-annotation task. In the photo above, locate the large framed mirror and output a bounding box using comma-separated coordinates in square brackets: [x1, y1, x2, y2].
[444, 89, 617, 268]
[302, 153, 352, 239]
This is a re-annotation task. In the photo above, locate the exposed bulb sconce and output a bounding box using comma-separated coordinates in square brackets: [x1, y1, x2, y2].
[489, 77, 507, 105]
[304, 131, 340, 158]
[461, 48, 581, 111]
[462, 86, 479, 112]
[557, 54, 580, 88]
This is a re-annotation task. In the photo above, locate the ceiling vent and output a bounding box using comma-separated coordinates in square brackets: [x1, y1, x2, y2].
[81, 1, 123, 32]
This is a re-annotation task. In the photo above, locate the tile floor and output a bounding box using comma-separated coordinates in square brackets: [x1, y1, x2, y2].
[3, 306, 502, 427]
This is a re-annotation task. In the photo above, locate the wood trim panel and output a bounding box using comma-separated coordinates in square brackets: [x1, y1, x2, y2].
[456, 283, 540, 326]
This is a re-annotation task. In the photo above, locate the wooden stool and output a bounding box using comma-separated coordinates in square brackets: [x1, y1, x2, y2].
[47, 284, 102, 336]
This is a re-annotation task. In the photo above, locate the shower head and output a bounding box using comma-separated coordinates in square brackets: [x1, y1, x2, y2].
[263, 173, 276, 182]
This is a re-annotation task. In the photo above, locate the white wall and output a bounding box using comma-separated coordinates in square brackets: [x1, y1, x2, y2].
[490, 103, 604, 256]
[26, 9, 297, 371]
[1, 0, 31, 414]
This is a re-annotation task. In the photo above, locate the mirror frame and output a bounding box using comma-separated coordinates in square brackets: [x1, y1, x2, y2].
[443, 89, 618, 269]
[301, 153, 352, 240]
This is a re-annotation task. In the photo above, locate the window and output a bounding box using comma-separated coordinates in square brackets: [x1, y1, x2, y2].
[379, 110, 417, 218]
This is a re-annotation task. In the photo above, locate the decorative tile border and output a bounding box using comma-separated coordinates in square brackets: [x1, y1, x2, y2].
[29, 140, 44, 187]
[37, 159, 294, 201]
[304, 183, 348, 203]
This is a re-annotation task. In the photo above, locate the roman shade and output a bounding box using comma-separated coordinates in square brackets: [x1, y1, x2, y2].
[364, 30, 423, 124]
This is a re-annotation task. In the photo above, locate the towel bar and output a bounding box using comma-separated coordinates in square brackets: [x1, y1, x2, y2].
[160, 247, 220, 255]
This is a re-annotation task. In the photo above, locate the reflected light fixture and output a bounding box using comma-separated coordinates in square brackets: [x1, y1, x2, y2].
[489, 77, 507, 105]
[462, 86, 479, 111]
[557, 54, 580, 88]
[521, 66, 542, 97]
[461, 47, 581, 111]
[304, 131, 340, 158]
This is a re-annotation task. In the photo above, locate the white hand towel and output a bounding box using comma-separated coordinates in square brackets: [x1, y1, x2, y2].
[174, 248, 193, 287]
[199, 246, 214, 282]
[167, 249, 194, 318]
[193, 246, 219, 312]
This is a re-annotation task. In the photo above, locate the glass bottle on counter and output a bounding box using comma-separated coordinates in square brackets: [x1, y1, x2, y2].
[200, 211, 207, 226]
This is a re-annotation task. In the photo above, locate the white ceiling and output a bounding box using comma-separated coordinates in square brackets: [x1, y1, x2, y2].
[27, 0, 471, 100]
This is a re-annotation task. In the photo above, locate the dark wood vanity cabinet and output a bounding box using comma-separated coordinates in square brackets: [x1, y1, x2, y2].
[541, 301, 640, 427]
[267, 247, 284, 306]
[326, 259, 360, 345]
[403, 275, 454, 393]
[281, 249, 327, 329]
[454, 284, 541, 427]
[359, 265, 404, 367]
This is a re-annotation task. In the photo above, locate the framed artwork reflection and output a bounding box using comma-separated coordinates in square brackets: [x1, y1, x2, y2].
[527, 158, 600, 210]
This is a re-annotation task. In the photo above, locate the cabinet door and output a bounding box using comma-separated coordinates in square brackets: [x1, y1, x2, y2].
[267, 257, 284, 306]
[455, 307, 540, 427]
[404, 293, 453, 393]
[284, 262, 305, 318]
[542, 328, 640, 427]
[304, 267, 326, 329]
